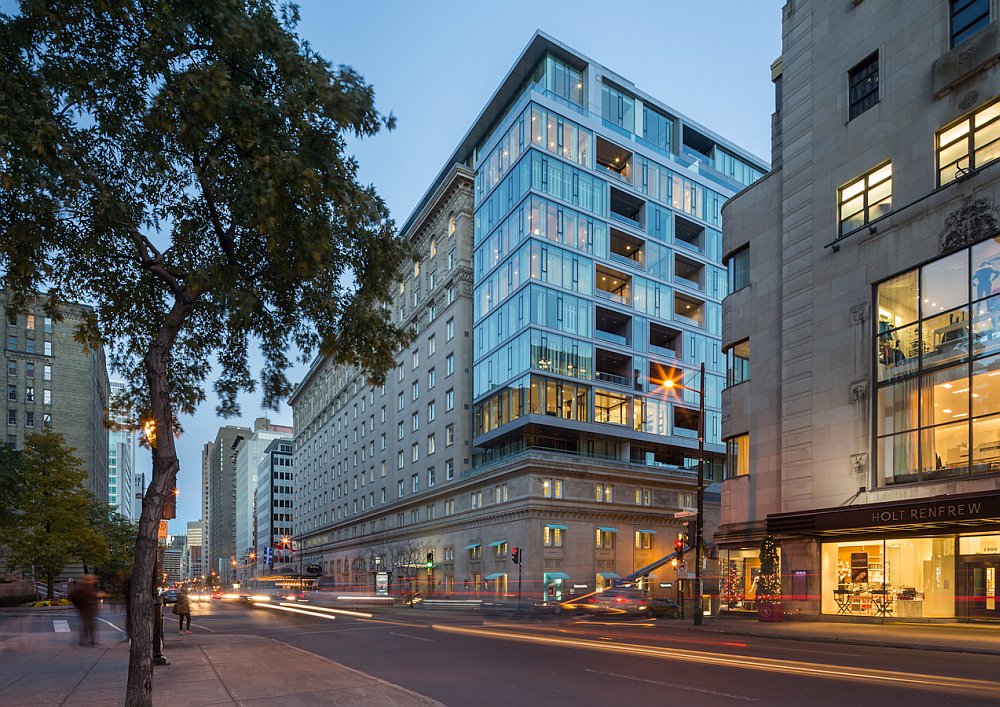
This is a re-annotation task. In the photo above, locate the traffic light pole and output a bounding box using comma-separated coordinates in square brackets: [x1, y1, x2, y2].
[694, 362, 705, 626]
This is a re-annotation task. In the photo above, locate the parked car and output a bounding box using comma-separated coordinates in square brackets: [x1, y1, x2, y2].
[583, 588, 651, 617]
[159, 589, 178, 604]
[647, 596, 681, 619]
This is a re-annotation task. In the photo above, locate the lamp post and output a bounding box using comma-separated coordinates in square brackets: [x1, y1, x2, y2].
[662, 362, 706, 626]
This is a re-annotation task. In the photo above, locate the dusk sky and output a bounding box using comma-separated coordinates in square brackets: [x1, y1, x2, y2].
[164, 0, 785, 534]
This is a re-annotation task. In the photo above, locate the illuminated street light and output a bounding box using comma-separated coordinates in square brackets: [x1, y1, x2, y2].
[659, 362, 706, 626]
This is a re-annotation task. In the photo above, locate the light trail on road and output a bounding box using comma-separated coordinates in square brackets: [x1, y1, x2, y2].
[432, 624, 1000, 697]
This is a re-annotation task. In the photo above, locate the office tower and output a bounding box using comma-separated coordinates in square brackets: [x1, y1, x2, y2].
[108, 379, 137, 520]
[203, 424, 251, 585]
[255, 437, 294, 575]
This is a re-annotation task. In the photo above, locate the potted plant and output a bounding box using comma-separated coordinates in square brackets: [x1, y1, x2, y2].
[756, 533, 783, 622]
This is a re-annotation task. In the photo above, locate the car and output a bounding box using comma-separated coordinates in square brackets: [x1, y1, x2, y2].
[583, 588, 651, 617]
[160, 589, 178, 604]
[647, 597, 681, 619]
[210, 590, 224, 600]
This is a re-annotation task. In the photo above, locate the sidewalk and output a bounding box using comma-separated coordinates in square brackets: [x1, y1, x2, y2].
[0, 617, 441, 706]
[684, 614, 1000, 655]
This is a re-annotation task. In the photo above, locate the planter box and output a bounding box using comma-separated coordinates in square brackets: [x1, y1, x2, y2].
[758, 602, 784, 622]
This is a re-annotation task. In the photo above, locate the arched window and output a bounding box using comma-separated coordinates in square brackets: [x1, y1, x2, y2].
[448, 212, 456, 236]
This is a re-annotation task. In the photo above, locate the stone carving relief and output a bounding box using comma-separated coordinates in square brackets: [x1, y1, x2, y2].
[850, 303, 867, 326]
[851, 453, 868, 475]
[850, 380, 868, 403]
[939, 196, 1000, 253]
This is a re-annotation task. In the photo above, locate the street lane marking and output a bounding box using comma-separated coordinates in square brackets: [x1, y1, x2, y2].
[191, 623, 216, 632]
[432, 624, 1000, 696]
[584, 668, 757, 702]
[277, 602, 372, 619]
[389, 631, 434, 642]
[254, 603, 336, 621]
[97, 617, 126, 635]
[53, 620, 70, 633]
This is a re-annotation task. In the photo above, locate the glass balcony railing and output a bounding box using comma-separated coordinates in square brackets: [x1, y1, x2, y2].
[595, 370, 629, 386]
[648, 343, 677, 359]
[595, 288, 631, 306]
[673, 312, 705, 329]
[597, 163, 632, 186]
[610, 211, 642, 229]
[595, 330, 628, 346]
[674, 274, 702, 291]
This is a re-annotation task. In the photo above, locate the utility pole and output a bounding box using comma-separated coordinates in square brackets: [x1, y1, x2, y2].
[694, 362, 706, 626]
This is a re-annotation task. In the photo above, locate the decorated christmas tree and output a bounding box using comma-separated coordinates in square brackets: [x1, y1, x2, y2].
[757, 533, 781, 605]
[720, 560, 743, 608]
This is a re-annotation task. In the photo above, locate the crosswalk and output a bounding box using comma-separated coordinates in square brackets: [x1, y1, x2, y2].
[52, 619, 71, 632]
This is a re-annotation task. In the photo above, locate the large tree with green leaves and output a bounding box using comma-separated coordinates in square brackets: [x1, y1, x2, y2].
[89, 501, 139, 590]
[0, 2, 409, 704]
[0, 431, 107, 599]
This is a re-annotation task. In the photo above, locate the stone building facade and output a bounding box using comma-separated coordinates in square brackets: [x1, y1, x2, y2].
[719, 0, 1000, 621]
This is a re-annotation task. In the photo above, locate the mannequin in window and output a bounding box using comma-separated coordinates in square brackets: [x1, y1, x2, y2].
[892, 339, 906, 365]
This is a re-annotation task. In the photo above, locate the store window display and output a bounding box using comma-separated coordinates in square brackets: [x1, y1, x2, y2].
[821, 537, 955, 618]
[875, 236, 1000, 485]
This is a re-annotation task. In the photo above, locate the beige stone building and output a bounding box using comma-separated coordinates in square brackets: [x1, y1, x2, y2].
[720, 0, 1000, 621]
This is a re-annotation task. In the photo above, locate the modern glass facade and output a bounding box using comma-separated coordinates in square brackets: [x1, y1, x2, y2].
[471, 52, 764, 476]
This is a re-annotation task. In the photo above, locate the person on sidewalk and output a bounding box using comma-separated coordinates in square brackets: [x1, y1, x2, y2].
[68, 574, 104, 646]
[173, 587, 192, 634]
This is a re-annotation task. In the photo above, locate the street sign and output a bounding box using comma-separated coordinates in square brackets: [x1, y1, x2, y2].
[677, 562, 688, 579]
[157, 520, 168, 539]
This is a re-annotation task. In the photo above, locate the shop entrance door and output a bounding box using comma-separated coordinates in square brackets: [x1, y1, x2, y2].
[959, 557, 1000, 620]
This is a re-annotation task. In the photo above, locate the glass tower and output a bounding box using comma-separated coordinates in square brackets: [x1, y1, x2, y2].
[470, 45, 765, 476]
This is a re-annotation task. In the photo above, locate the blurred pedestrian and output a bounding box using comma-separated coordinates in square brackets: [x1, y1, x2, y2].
[173, 587, 192, 634]
[68, 575, 104, 646]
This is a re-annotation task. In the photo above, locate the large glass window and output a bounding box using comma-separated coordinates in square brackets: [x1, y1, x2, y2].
[725, 434, 749, 479]
[601, 82, 635, 133]
[875, 236, 1000, 485]
[848, 52, 879, 120]
[951, 0, 990, 48]
[531, 53, 583, 107]
[821, 538, 955, 618]
[727, 245, 750, 292]
[938, 95, 1000, 185]
[642, 105, 673, 153]
[726, 340, 750, 387]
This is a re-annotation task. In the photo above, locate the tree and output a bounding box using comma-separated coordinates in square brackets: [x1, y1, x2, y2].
[757, 533, 781, 605]
[0, 432, 106, 599]
[89, 501, 139, 591]
[0, 3, 408, 704]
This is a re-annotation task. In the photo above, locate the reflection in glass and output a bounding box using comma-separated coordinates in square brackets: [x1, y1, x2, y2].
[877, 271, 919, 329]
[921, 250, 968, 316]
[877, 324, 919, 382]
[972, 294, 1000, 358]
[921, 308, 969, 370]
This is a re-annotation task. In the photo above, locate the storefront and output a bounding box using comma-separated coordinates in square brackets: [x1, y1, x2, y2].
[769, 489, 1000, 621]
[718, 547, 779, 611]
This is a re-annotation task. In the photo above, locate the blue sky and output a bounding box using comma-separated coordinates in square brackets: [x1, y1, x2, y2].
[166, 0, 784, 532]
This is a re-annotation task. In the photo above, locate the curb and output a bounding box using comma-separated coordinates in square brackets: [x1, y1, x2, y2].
[684, 625, 1000, 656]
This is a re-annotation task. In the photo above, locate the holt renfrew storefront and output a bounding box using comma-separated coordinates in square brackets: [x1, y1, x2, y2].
[768, 490, 1000, 621]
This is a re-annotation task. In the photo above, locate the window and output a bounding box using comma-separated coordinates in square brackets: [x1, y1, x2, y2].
[398, 392, 405, 411]
[398, 479, 405, 497]
[6, 313, 15, 326]
[446, 319, 455, 341]
[471, 490, 483, 509]
[448, 251, 455, 271]
[381, 405, 387, 423]
[492, 541, 508, 559]
[428, 304, 437, 322]
[725, 434, 750, 479]
[24, 386, 33, 402]
[427, 434, 436, 455]
[634, 488, 651, 506]
[445, 424, 454, 446]
[469, 542, 482, 559]
[428, 466, 436, 487]
[428, 335, 436, 356]
[42, 412, 50, 429]
[875, 238, 1000, 486]
[43, 317, 52, 333]
[543, 525, 565, 547]
[938, 96, 1000, 185]
[43, 364, 50, 381]
[6, 361, 14, 376]
[412, 381, 419, 401]
[444, 498, 455, 515]
[411, 443, 419, 462]
[7, 410, 15, 426]
[727, 245, 749, 292]
[952, 0, 990, 47]
[494, 484, 508, 503]
[447, 286, 456, 304]
[542, 478, 563, 499]
[838, 162, 892, 235]
[446, 354, 455, 376]
[635, 531, 653, 550]
[848, 52, 879, 120]
[411, 473, 419, 492]
[397, 363, 405, 382]
[428, 368, 436, 389]
[446, 459, 455, 480]
[6, 385, 14, 402]
[448, 212, 456, 236]
[595, 483, 613, 503]
[397, 451, 405, 470]
[726, 340, 750, 387]
[595, 528, 616, 549]
[412, 349, 419, 370]
[43, 389, 51, 405]
[397, 421, 405, 440]
[43, 341, 51, 356]
[445, 389, 455, 411]
[412, 412, 419, 431]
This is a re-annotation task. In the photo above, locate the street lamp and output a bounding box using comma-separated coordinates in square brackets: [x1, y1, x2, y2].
[660, 362, 706, 626]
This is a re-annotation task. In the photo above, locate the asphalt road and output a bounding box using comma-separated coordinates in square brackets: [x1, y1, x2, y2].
[170, 599, 1000, 706]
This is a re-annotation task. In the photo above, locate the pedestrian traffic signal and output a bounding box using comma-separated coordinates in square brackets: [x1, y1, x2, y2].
[511, 547, 521, 564]
[425, 551, 434, 570]
[674, 538, 684, 559]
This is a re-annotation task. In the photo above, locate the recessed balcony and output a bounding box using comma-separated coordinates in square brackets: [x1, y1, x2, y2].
[595, 348, 633, 388]
[596, 306, 631, 346]
[596, 266, 631, 306]
[609, 227, 644, 270]
[674, 293, 705, 328]
[649, 322, 681, 359]
[675, 215, 705, 254]
[610, 187, 645, 230]
[596, 136, 633, 186]
[674, 253, 704, 291]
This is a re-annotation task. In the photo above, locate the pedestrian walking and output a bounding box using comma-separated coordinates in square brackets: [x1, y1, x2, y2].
[173, 587, 192, 634]
[68, 575, 104, 646]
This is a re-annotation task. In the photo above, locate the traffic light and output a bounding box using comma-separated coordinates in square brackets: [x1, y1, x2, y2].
[425, 551, 434, 570]
[511, 547, 521, 564]
[674, 538, 684, 560]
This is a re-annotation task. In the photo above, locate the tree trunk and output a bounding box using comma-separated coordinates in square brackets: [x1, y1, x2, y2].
[125, 297, 191, 707]
[46, 571, 53, 601]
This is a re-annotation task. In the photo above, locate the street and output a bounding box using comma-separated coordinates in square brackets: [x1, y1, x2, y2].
[149, 600, 1000, 706]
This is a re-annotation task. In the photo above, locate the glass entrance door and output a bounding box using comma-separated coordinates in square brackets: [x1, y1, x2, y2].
[959, 558, 1000, 620]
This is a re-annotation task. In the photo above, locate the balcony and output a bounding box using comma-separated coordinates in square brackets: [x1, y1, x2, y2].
[675, 215, 705, 255]
[596, 136, 633, 187]
[649, 323, 680, 359]
[595, 348, 633, 389]
[596, 306, 631, 346]
[610, 186, 644, 230]
[674, 293, 705, 328]
[596, 266, 631, 306]
[674, 253, 704, 292]
[609, 227, 644, 270]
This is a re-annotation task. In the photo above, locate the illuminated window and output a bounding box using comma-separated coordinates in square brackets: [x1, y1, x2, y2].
[595, 483, 613, 503]
[543, 525, 565, 547]
[635, 531, 653, 550]
[838, 162, 891, 235]
[595, 528, 615, 549]
[725, 434, 750, 479]
[542, 478, 563, 499]
[938, 97, 1000, 185]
